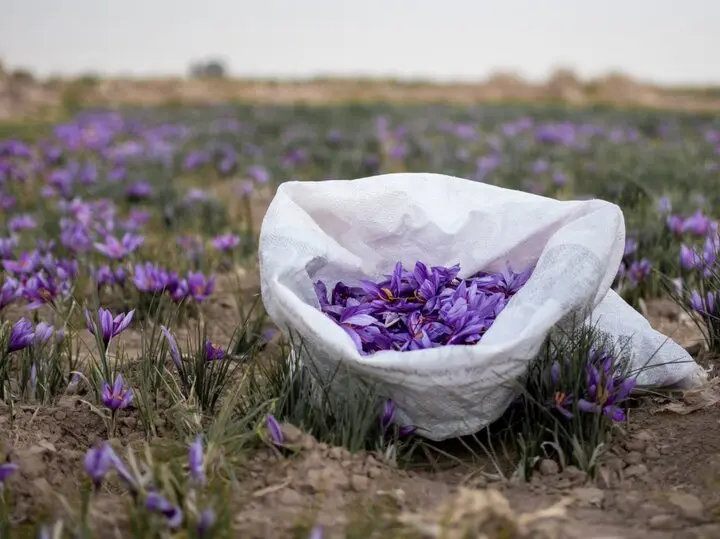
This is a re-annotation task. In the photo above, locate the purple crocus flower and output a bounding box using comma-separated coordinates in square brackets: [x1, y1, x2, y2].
[690, 290, 718, 316]
[266, 414, 284, 445]
[132, 263, 174, 294]
[625, 259, 652, 288]
[7, 318, 35, 352]
[0, 462, 19, 489]
[197, 508, 216, 537]
[145, 492, 184, 529]
[0, 278, 20, 311]
[577, 350, 636, 422]
[186, 272, 215, 302]
[0, 236, 17, 259]
[204, 340, 225, 361]
[94, 233, 144, 260]
[161, 326, 183, 370]
[33, 322, 55, 346]
[126, 181, 152, 201]
[101, 374, 134, 410]
[84, 442, 113, 488]
[86, 308, 135, 347]
[3, 251, 40, 274]
[188, 436, 205, 486]
[657, 196, 672, 214]
[211, 234, 240, 252]
[682, 211, 711, 237]
[8, 214, 37, 232]
[247, 165, 270, 184]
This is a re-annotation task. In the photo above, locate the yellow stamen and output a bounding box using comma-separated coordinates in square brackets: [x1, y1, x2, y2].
[380, 287, 394, 301]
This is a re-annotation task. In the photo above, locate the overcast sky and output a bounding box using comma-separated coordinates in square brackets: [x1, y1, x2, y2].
[2, 0, 718, 85]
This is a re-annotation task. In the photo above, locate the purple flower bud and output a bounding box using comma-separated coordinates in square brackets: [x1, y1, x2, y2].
[7, 318, 35, 352]
[100, 374, 133, 410]
[204, 340, 225, 361]
[86, 307, 135, 348]
[197, 508, 216, 537]
[145, 492, 183, 529]
[84, 443, 112, 488]
[0, 461, 19, 489]
[266, 415, 284, 445]
[188, 436, 205, 486]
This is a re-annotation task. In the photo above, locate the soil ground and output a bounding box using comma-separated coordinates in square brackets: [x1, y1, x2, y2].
[2, 294, 719, 538]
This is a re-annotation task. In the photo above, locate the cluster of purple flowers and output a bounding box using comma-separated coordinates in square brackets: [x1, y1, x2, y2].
[1, 250, 77, 310]
[132, 262, 215, 303]
[3, 318, 63, 354]
[83, 437, 215, 534]
[314, 261, 533, 355]
[615, 237, 652, 292]
[549, 348, 636, 423]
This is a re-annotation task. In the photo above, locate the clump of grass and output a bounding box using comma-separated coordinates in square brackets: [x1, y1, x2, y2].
[508, 319, 637, 479]
[237, 334, 417, 459]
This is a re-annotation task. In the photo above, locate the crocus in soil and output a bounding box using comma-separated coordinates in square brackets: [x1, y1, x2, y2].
[161, 326, 182, 369]
[186, 272, 215, 302]
[145, 492, 183, 529]
[84, 442, 112, 488]
[94, 233, 144, 260]
[101, 374, 134, 410]
[7, 318, 34, 353]
[0, 278, 20, 310]
[197, 508, 216, 537]
[0, 461, 19, 489]
[204, 340, 225, 361]
[266, 414, 284, 445]
[86, 308, 135, 348]
[188, 436, 205, 486]
[211, 234, 240, 252]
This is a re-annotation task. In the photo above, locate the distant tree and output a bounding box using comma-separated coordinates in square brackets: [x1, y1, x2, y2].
[10, 68, 35, 84]
[188, 59, 227, 79]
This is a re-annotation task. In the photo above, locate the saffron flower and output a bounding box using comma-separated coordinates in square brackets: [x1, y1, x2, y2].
[84, 442, 113, 488]
[197, 508, 216, 537]
[86, 307, 135, 347]
[161, 326, 182, 369]
[577, 350, 636, 422]
[186, 272, 215, 302]
[145, 492, 184, 529]
[0, 278, 20, 311]
[211, 234, 240, 252]
[188, 436, 205, 486]
[204, 340, 225, 361]
[314, 260, 533, 355]
[266, 414, 284, 445]
[0, 461, 19, 490]
[94, 233, 144, 260]
[101, 374, 134, 410]
[7, 318, 35, 353]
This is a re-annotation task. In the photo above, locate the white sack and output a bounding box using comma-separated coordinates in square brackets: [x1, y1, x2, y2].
[259, 172, 703, 441]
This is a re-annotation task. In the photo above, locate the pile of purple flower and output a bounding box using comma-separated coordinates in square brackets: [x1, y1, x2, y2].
[314, 261, 534, 355]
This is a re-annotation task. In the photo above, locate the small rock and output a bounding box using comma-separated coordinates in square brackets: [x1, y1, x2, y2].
[668, 492, 704, 521]
[605, 456, 625, 473]
[648, 514, 677, 530]
[571, 487, 604, 508]
[53, 410, 67, 421]
[538, 459, 559, 476]
[328, 447, 347, 461]
[277, 488, 303, 506]
[658, 445, 673, 455]
[350, 474, 369, 492]
[624, 439, 646, 452]
[624, 464, 648, 478]
[280, 423, 304, 444]
[645, 446, 661, 460]
[562, 465, 586, 481]
[634, 430, 653, 442]
[624, 451, 643, 465]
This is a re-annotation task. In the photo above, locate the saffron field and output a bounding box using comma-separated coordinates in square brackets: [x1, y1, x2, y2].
[1, 103, 720, 538]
